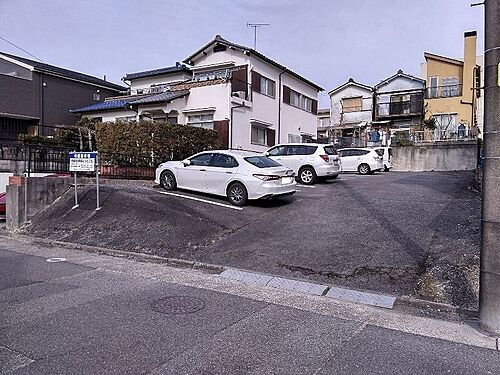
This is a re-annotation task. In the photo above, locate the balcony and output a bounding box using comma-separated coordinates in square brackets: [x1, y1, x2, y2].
[426, 84, 462, 99]
[375, 100, 423, 119]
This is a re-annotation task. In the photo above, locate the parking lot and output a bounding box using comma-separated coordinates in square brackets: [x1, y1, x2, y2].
[25, 170, 481, 308]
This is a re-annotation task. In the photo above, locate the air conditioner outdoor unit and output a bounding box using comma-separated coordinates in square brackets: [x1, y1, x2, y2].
[232, 91, 246, 99]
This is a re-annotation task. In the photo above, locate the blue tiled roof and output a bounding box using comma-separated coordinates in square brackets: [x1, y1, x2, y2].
[124, 64, 190, 80]
[71, 90, 190, 113]
[70, 99, 129, 113]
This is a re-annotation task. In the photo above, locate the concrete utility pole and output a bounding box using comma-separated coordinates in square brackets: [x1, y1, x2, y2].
[479, 0, 500, 334]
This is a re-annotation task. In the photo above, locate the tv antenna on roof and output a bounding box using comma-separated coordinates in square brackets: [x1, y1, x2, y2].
[247, 23, 270, 49]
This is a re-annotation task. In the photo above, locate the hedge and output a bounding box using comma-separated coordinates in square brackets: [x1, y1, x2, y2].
[94, 120, 219, 167]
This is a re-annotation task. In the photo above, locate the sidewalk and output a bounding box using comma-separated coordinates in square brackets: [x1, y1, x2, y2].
[0, 234, 498, 375]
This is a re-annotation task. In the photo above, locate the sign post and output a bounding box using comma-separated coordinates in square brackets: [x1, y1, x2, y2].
[69, 151, 100, 211]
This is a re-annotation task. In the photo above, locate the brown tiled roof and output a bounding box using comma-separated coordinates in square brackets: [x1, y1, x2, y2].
[169, 78, 227, 91]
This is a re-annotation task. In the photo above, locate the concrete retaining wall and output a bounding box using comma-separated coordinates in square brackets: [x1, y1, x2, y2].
[6, 176, 70, 231]
[392, 141, 478, 172]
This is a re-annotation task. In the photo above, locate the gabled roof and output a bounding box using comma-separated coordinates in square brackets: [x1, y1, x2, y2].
[0, 52, 126, 91]
[124, 64, 191, 81]
[71, 90, 190, 113]
[374, 69, 425, 90]
[183, 35, 324, 91]
[328, 78, 373, 96]
[423, 52, 464, 66]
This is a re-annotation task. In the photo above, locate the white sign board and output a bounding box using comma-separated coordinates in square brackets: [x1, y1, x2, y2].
[69, 152, 97, 172]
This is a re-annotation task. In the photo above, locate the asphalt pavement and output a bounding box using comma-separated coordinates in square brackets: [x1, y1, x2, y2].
[0, 237, 498, 375]
[23, 171, 481, 309]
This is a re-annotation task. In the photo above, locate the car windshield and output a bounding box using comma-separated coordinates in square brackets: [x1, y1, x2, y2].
[375, 149, 384, 157]
[244, 156, 282, 168]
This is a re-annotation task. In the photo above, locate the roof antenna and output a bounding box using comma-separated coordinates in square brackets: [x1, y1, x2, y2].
[246, 23, 270, 50]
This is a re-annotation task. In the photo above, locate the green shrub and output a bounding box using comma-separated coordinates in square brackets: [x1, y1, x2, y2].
[95, 120, 219, 167]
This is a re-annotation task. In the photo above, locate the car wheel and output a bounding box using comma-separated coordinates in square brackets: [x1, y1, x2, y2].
[227, 182, 248, 206]
[358, 163, 371, 175]
[298, 167, 316, 185]
[160, 170, 177, 190]
[384, 165, 390, 172]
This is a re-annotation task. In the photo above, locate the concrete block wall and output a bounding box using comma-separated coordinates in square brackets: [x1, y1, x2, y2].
[392, 141, 478, 172]
[6, 176, 70, 231]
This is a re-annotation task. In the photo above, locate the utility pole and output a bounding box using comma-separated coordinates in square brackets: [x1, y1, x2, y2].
[479, 0, 500, 334]
[247, 23, 270, 49]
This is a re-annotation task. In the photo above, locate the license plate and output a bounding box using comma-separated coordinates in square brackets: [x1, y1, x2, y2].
[281, 177, 293, 184]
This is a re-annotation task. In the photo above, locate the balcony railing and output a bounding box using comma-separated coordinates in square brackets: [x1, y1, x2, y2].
[426, 84, 462, 99]
[375, 100, 424, 117]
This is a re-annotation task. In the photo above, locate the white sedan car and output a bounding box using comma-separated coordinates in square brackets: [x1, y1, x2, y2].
[337, 148, 384, 175]
[155, 150, 296, 206]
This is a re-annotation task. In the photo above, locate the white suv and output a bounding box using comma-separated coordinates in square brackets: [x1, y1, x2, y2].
[264, 143, 341, 185]
[337, 148, 383, 175]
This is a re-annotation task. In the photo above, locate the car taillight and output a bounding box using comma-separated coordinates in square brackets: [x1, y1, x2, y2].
[253, 174, 280, 181]
[320, 155, 330, 163]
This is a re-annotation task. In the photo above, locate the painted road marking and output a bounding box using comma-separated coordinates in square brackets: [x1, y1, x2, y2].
[158, 191, 243, 211]
[298, 185, 316, 189]
[46, 257, 67, 263]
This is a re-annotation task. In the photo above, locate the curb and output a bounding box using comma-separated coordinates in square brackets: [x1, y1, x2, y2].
[0, 232, 479, 320]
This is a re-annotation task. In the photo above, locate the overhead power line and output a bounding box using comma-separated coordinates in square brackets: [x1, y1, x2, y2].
[0, 35, 44, 62]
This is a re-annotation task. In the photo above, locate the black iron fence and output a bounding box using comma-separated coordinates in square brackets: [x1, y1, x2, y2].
[0, 124, 170, 179]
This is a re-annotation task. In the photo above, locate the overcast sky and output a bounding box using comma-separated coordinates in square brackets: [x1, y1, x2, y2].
[0, 0, 483, 107]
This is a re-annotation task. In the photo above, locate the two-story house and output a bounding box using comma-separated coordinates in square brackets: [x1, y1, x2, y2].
[327, 78, 373, 146]
[72, 35, 323, 152]
[373, 70, 425, 143]
[316, 108, 330, 140]
[421, 31, 482, 138]
[0, 52, 125, 139]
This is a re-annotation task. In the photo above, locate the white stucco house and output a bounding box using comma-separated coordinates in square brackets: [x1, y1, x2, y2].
[72, 35, 323, 152]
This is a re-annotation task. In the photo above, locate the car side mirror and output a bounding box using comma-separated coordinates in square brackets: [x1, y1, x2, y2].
[263, 151, 270, 156]
[182, 159, 191, 166]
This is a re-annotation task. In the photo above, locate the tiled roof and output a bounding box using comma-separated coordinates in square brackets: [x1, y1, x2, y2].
[0, 52, 126, 91]
[129, 90, 189, 104]
[70, 99, 129, 113]
[328, 78, 373, 95]
[124, 64, 191, 80]
[374, 70, 425, 90]
[71, 90, 190, 113]
[169, 78, 227, 91]
[183, 35, 324, 91]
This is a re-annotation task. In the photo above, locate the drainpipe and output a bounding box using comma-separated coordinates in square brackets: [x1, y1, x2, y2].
[230, 103, 245, 149]
[277, 71, 285, 144]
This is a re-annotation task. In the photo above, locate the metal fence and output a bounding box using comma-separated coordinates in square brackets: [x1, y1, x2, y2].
[0, 124, 166, 179]
[400, 129, 477, 144]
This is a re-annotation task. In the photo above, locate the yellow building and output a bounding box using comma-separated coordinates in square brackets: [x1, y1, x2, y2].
[421, 31, 482, 138]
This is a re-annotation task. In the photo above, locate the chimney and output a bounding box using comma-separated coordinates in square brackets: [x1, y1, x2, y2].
[103, 74, 107, 81]
[463, 31, 477, 102]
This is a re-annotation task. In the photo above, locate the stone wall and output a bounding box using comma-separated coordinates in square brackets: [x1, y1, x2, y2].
[392, 141, 478, 172]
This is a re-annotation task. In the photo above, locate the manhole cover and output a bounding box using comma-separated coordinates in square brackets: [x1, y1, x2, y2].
[151, 296, 206, 315]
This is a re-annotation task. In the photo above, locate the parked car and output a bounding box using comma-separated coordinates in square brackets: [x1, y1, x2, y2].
[373, 147, 393, 171]
[337, 148, 383, 175]
[0, 192, 5, 217]
[263, 143, 341, 185]
[155, 150, 296, 206]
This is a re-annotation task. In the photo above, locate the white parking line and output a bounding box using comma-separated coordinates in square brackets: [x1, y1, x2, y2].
[157, 191, 243, 210]
[298, 185, 316, 189]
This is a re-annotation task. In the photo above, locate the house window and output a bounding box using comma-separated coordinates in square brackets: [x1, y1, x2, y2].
[0, 59, 33, 80]
[93, 93, 100, 101]
[187, 113, 214, 129]
[290, 90, 300, 107]
[429, 77, 438, 98]
[251, 126, 267, 145]
[433, 113, 457, 132]
[441, 77, 460, 97]
[260, 76, 275, 97]
[342, 97, 362, 112]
